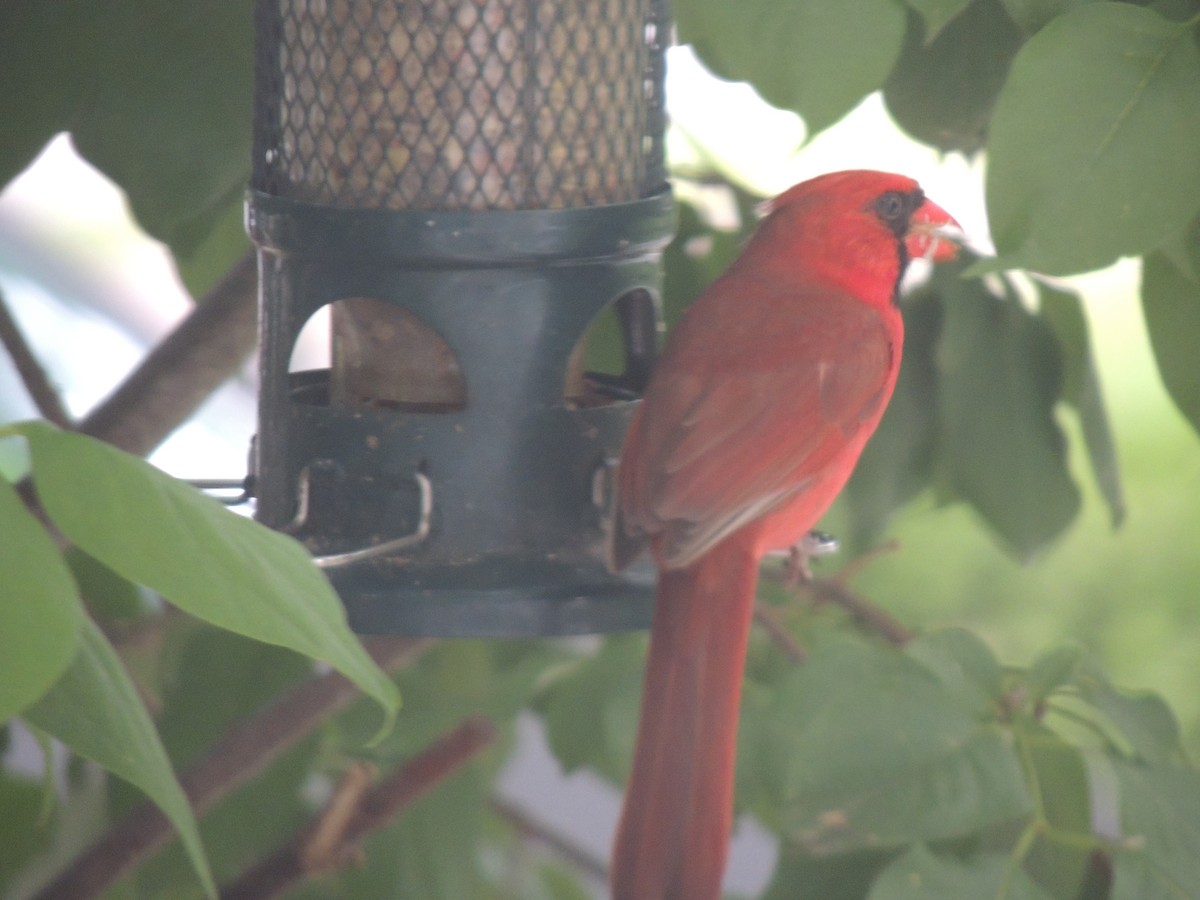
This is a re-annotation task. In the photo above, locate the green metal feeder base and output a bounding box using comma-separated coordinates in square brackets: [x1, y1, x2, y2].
[249, 191, 673, 636]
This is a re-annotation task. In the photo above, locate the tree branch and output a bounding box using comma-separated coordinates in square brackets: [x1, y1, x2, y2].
[804, 577, 912, 646]
[753, 601, 807, 664]
[802, 540, 911, 645]
[759, 542, 913, 650]
[33, 636, 433, 900]
[219, 716, 497, 900]
[13, 252, 258, 545]
[0, 286, 72, 427]
[76, 250, 258, 457]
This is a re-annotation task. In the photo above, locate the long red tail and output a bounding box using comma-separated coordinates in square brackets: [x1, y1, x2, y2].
[611, 537, 760, 900]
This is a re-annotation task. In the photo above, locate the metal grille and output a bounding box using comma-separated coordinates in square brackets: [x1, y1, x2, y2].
[252, 0, 669, 210]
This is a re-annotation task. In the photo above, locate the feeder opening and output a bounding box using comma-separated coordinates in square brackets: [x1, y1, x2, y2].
[287, 297, 467, 412]
[566, 287, 659, 408]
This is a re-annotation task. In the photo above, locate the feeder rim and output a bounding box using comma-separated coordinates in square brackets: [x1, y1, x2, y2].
[245, 188, 676, 267]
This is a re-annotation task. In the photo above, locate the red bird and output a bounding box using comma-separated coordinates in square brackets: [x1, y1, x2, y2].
[608, 170, 959, 900]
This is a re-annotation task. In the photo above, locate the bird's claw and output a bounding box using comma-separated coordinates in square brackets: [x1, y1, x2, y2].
[783, 530, 840, 585]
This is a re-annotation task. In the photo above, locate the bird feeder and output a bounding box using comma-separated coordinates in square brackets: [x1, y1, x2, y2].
[246, 0, 672, 635]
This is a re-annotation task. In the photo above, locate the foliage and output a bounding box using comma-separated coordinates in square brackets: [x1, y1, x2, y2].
[2, 0, 1200, 898]
[0, 422, 398, 896]
[535, 616, 1200, 900]
[675, 0, 1200, 440]
[0, 0, 253, 294]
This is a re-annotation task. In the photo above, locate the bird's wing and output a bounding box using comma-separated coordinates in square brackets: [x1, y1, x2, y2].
[614, 285, 895, 569]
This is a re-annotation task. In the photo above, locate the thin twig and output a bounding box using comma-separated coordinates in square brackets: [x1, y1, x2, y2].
[805, 578, 912, 647]
[102, 606, 184, 659]
[753, 601, 807, 664]
[299, 761, 376, 874]
[219, 716, 498, 900]
[833, 538, 901, 583]
[759, 541, 913, 649]
[33, 637, 433, 900]
[804, 541, 910, 645]
[77, 250, 258, 457]
[490, 794, 610, 884]
[0, 286, 72, 427]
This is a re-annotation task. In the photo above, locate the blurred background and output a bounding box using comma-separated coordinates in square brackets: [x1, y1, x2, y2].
[3, 44, 1198, 897]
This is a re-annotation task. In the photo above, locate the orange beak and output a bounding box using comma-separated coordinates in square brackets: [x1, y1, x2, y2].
[906, 198, 961, 263]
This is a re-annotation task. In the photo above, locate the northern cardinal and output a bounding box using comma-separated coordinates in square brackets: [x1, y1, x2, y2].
[608, 170, 959, 900]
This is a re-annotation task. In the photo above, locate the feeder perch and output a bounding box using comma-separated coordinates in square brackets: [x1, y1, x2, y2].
[247, 0, 673, 635]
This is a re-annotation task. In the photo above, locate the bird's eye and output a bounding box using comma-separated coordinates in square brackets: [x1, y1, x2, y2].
[874, 191, 909, 222]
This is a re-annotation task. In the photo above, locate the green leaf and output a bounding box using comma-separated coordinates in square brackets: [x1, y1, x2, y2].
[1024, 643, 1086, 705]
[174, 200, 253, 298]
[69, 1, 252, 261]
[1041, 652, 1180, 763]
[1156, 213, 1200, 282]
[905, 0, 974, 42]
[844, 291, 941, 548]
[64, 547, 145, 622]
[868, 844, 1056, 899]
[1000, 0, 1090, 34]
[533, 635, 646, 784]
[126, 628, 316, 892]
[983, 4, 1200, 275]
[0, 475, 84, 720]
[1018, 733, 1095, 897]
[351, 639, 563, 763]
[0, 3, 98, 187]
[23, 617, 215, 898]
[138, 738, 317, 896]
[1110, 759, 1200, 898]
[885, 0, 1025, 153]
[905, 627, 1006, 716]
[340, 767, 491, 900]
[933, 269, 1081, 558]
[0, 433, 30, 481]
[748, 630, 1030, 854]
[0, 773, 58, 896]
[536, 865, 594, 900]
[763, 847, 898, 900]
[1074, 670, 1182, 765]
[676, 0, 908, 135]
[0, 2, 252, 266]
[788, 727, 1030, 854]
[11, 421, 399, 737]
[1141, 251, 1200, 437]
[1025, 735, 1091, 834]
[1037, 280, 1126, 526]
[158, 629, 313, 769]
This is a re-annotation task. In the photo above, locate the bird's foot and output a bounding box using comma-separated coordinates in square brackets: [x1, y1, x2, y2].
[782, 530, 840, 585]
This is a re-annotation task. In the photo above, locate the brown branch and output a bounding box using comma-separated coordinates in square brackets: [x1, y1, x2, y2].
[16, 252, 258, 538]
[219, 716, 498, 900]
[33, 636, 433, 900]
[0, 286, 72, 427]
[804, 540, 910, 645]
[759, 541, 913, 650]
[805, 578, 913, 647]
[76, 250, 258, 457]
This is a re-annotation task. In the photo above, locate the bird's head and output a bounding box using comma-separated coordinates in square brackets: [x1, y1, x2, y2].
[754, 169, 962, 305]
